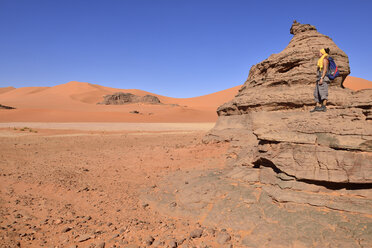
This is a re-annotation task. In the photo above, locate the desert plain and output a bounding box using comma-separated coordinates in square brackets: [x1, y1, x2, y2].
[0, 75, 371, 248]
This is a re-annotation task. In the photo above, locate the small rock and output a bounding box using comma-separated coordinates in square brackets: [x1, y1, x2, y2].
[170, 202, 177, 208]
[152, 239, 164, 246]
[15, 214, 23, 219]
[144, 235, 155, 245]
[142, 203, 149, 208]
[167, 239, 178, 248]
[111, 233, 120, 239]
[62, 227, 72, 233]
[177, 238, 186, 245]
[206, 228, 215, 236]
[97, 241, 105, 248]
[190, 229, 203, 239]
[216, 232, 231, 244]
[77, 234, 91, 242]
[55, 219, 63, 225]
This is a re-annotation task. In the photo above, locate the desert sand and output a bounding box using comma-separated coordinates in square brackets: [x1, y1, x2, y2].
[1, 76, 369, 123]
[0, 81, 241, 123]
[342, 76, 372, 90]
[0, 75, 371, 247]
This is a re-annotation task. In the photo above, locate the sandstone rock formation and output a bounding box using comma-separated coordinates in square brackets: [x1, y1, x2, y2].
[203, 21, 372, 213]
[99, 92, 161, 105]
[140, 21, 372, 247]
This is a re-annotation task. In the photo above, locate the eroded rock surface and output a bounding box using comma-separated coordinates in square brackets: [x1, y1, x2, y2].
[142, 21, 372, 247]
[142, 168, 372, 247]
[204, 21, 372, 203]
[99, 92, 161, 105]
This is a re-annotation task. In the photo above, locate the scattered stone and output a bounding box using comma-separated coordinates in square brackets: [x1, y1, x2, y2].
[176, 238, 186, 245]
[130, 110, 140, 114]
[216, 232, 231, 244]
[15, 214, 23, 219]
[55, 219, 63, 225]
[167, 239, 178, 248]
[111, 233, 120, 239]
[206, 228, 215, 236]
[190, 229, 203, 239]
[170, 202, 177, 208]
[77, 234, 91, 242]
[62, 227, 72, 233]
[144, 235, 155, 245]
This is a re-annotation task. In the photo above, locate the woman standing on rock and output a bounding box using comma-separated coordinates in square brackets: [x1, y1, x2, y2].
[310, 48, 330, 112]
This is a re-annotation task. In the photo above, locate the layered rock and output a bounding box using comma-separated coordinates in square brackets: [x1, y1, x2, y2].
[139, 21, 372, 247]
[99, 92, 161, 105]
[204, 21, 372, 214]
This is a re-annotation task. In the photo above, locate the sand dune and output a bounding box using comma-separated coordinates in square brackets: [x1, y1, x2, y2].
[0, 81, 241, 122]
[343, 76, 372, 91]
[0, 86, 16, 95]
[0, 76, 370, 122]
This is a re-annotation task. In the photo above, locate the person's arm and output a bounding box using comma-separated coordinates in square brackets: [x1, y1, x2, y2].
[319, 58, 329, 85]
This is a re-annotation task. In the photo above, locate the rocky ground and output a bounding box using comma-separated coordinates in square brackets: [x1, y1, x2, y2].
[0, 126, 371, 248]
[0, 127, 229, 248]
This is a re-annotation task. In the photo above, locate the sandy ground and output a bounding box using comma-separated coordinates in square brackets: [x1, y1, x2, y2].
[0, 124, 232, 248]
[0, 123, 215, 132]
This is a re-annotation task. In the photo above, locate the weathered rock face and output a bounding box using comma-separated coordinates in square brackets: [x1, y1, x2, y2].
[140, 21, 372, 247]
[204, 21, 372, 213]
[218, 21, 351, 116]
[99, 92, 161, 105]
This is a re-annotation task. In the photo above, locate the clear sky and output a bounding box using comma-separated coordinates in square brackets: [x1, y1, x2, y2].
[0, 0, 371, 98]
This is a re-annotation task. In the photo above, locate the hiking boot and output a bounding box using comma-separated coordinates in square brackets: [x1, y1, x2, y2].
[310, 106, 321, 113]
[319, 105, 327, 112]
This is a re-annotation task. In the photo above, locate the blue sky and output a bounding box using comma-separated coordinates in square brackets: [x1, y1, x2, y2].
[0, 0, 371, 98]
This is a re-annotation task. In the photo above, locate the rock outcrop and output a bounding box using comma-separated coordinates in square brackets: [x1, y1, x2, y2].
[141, 21, 372, 247]
[204, 21, 372, 214]
[99, 92, 161, 105]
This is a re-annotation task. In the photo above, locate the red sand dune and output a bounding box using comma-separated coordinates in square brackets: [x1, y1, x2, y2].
[0, 81, 241, 122]
[342, 76, 372, 91]
[0, 76, 370, 122]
